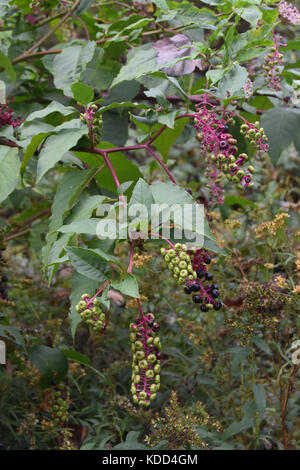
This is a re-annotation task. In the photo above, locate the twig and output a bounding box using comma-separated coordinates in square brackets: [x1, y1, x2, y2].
[11, 0, 80, 66]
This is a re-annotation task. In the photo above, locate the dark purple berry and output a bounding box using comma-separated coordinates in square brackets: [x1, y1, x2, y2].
[219, 140, 227, 149]
[193, 295, 202, 304]
[184, 286, 192, 295]
[148, 320, 154, 327]
[200, 304, 209, 312]
[213, 301, 222, 310]
[196, 269, 205, 279]
[204, 255, 211, 264]
[135, 317, 142, 324]
[205, 272, 213, 281]
[211, 289, 219, 298]
[211, 283, 219, 290]
[152, 323, 160, 332]
[191, 283, 200, 292]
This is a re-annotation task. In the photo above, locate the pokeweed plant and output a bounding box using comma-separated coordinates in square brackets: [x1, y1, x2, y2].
[0, 0, 299, 448]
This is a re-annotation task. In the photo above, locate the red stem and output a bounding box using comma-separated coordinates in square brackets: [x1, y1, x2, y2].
[145, 145, 177, 184]
[127, 242, 135, 274]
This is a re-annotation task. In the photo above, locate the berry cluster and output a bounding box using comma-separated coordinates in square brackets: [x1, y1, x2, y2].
[193, 97, 258, 201]
[49, 382, 70, 425]
[240, 121, 268, 153]
[160, 243, 197, 285]
[76, 294, 108, 332]
[130, 313, 161, 407]
[80, 105, 102, 146]
[262, 42, 284, 91]
[278, 1, 300, 25]
[0, 105, 21, 129]
[183, 248, 222, 312]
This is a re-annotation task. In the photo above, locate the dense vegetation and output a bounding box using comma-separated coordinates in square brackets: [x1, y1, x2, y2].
[0, 0, 299, 451]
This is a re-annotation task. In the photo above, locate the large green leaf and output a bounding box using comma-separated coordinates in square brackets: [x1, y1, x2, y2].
[71, 82, 94, 105]
[111, 273, 139, 298]
[36, 124, 88, 181]
[66, 246, 110, 281]
[42, 170, 101, 279]
[111, 46, 158, 87]
[53, 42, 96, 95]
[261, 108, 300, 164]
[153, 118, 188, 160]
[0, 50, 16, 81]
[129, 178, 153, 219]
[25, 101, 77, 122]
[0, 146, 20, 203]
[28, 345, 68, 389]
[217, 64, 248, 100]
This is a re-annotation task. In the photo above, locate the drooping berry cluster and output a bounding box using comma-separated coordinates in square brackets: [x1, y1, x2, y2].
[183, 249, 222, 312]
[130, 312, 161, 407]
[0, 105, 21, 129]
[80, 105, 102, 146]
[278, 1, 300, 25]
[262, 45, 284, 91]
[49, 382, 70, 425]
[76, 294, 108, 332]
[160, 243, 197, 286]
[193, 96, 261, 201]
[240, 121, 268, 153]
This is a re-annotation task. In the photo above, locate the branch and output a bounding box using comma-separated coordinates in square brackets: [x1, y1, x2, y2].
[11, 0, 81, 66]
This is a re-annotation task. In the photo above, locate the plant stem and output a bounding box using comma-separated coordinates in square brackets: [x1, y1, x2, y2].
[145, 145, 177, 184]
[11, 0, 80, 66]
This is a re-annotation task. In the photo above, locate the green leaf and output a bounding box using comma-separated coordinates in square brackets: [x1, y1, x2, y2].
[153, 118, 188, 160]
[113, 431, 149, 450]
[61, 349, 90, 366]
[42, 171, 102, 280]
[236, 6, 262, 27]
[224, 195, 257, 208]
[20, 132, 52, 177]
[0, 146, 20, 203]
[37, 125, 88, 181]
[28, 345, 68, 389]
[58, 218, 100, 235]
[152, 0, 168, 10]
[66, 247, 109, 281]
[53, 42, 96, 95]
[261, 108, 300, 164]
[25, 101, 77, 122]
[253, 384, 266, 419]
[129, 178, 153, 218]
[253, 336, 271, 355]
[111, 273, 139, 298]
[0, 325, 25, 349]
[157, 110, 178, 129]
[71, 82, 94, 105]
[217, 64, 248, 100]
[111, 46, 158, 87]
[0, 50, 16, 81]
